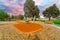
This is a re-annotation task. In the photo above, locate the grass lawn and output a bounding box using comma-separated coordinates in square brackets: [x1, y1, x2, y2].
[52, 20, 60, 24]
[37, 19, 60, 24]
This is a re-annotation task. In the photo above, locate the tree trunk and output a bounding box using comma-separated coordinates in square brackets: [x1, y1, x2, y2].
[49, 17, 51, 21]
[31, 15, 36, 21]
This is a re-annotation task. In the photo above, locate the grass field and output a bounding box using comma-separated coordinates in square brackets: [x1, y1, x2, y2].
[37, 19, 60, 24]
[52, 20, 60, 24]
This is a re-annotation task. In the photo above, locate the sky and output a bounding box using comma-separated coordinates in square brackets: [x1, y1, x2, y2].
[0, 0, 25, 16]
[34, 0, 60, 5]
[34, 0, 60, 9]
[0, 0, 60, 16]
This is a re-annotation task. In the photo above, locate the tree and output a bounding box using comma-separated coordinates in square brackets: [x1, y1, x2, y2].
[24, 0, 39, 20]
[0, 10, 9, 21]
[43, 4, 60, 21]
[9, 16, 15, 21]
[19, 15, 24, 20]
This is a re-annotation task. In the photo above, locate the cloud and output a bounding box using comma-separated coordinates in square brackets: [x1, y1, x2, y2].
[33, 0, 43, 5]
[34, 0, 60, 6]
[0, 0, 25, 16]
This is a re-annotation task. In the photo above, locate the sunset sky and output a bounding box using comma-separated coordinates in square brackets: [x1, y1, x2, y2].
[0, 0, 60, 16]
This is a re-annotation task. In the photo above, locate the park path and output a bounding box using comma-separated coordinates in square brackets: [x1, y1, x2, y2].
[0, 21, 60, 40]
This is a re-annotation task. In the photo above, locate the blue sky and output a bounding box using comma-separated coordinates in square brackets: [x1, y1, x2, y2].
[34, 0, 60, 8]
[0, 0, 60, 16]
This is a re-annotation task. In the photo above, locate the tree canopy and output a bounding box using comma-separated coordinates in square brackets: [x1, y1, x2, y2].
[0, 10, 9, 21]
[43, 4, 60, 20]
[24, 0, 40, 18]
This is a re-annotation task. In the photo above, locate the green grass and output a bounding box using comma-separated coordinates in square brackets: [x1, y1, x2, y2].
[52, 20, 60, 24]
[38, 20, 46, 22]
[37, 19, 60, 24]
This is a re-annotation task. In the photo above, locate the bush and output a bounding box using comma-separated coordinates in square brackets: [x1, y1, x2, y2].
[0, 10, 9, 21]
[19, 15, 24, 20]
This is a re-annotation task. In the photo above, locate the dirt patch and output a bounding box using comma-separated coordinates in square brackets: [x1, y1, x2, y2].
[14, 21, 43, 33]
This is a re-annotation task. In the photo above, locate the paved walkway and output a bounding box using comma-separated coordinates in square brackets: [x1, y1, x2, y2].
[0, 21, 60, 40]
